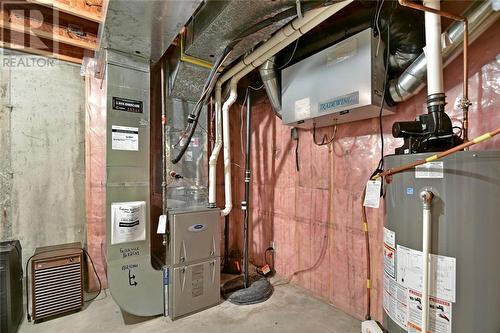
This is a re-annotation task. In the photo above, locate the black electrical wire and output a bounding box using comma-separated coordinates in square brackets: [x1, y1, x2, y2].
[171, 1, 336, 164]
[171, 46, 232, 164]
[375, 1, 394, 173]
[295, 136, 300, 172]
[25, 246, 102, 321]
[312, 124, 337, 146]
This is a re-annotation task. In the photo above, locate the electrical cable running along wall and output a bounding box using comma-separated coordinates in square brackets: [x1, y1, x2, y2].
[226, 21, 500, 321]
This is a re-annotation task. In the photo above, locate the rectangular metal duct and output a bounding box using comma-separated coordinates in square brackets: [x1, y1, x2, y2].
[282, 28, 394, 128]
[100, 0, 203, 62]
[169, 0, 296, 101]
[31, 243, 83, 321]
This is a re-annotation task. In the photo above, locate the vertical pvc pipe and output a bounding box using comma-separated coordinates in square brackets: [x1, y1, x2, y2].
[220, 80, 237, 216]
[420, 191, 434, 333]
[423, 0, 444, 95]
[208, 84, 222, 207]
[206, 1, 352, 214]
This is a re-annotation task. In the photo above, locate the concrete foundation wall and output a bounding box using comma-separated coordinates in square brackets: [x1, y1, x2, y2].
[0, 50, 86, 268]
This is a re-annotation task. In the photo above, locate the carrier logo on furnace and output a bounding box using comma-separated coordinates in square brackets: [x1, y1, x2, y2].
[188, 224, 207, 232]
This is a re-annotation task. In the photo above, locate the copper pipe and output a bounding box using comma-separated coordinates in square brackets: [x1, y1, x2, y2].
[398, 0, 470, 143]
[361, 187, 371, 320]
[374, 127, 500, 179]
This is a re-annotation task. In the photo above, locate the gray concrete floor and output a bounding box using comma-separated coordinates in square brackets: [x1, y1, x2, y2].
[19, 281, 360, 333]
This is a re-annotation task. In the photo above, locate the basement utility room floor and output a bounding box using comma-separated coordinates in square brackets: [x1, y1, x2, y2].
[18, 281, 360, 333]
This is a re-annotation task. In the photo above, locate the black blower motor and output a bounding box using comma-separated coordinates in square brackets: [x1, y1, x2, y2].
[392, 93, 463, 154]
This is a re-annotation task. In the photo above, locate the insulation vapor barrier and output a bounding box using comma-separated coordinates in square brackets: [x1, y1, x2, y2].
[84, 65, 108, 289]
[228, 23, 500, 321]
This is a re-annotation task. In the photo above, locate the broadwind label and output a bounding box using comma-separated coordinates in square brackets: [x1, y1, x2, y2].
[318, 91, 359, 113]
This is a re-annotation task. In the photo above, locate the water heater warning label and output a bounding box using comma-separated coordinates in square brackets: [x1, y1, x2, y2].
[396, 245, 456, 302]
[415, 161, 444, 179]
[112, 125, 139, 151]
[407, 289, 452, 333]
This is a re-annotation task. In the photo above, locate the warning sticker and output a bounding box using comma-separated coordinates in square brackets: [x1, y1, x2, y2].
[294, 97, 311, 119]
[384, 273, 408, 330]
[407, 289, 452, 333]
[383, 228, 396, 279]
[415, 161, 444, 179]
[384, 244, 396, 279]
[397, 245, 456, 302]
[111, 201, 146, 245]
[112, 125, 139, 151]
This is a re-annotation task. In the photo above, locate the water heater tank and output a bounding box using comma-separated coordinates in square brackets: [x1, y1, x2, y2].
[383, 151, 500, 332]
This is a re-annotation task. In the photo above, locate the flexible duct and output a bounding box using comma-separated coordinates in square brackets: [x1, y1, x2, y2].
[389, 0, 499, 103]
[380, 7, 426, 71]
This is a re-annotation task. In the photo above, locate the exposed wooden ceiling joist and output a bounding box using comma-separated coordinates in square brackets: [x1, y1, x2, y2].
[1, 28, 86, 63]
[26, 0, 103, 23]
[0, 40, 82, 63]
[0, 0, 102, 63]
[1, 8, 97, 50]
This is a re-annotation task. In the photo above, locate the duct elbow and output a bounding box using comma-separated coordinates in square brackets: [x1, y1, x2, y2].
[259, 57, 282, 118]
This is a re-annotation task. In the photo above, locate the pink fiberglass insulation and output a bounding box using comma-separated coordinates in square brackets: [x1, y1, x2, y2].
[225, 22, 500, 321]
[85, 74, 108, 289]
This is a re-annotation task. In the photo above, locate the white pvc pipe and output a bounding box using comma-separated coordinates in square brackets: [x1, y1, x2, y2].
[208, 0, 353, 215]
[424, 0, 444, 95]
[219, 5, 331, 83]
[220, 80, 238, 216]
[421, 191, 433, 333]
[208, 85, 222, 206]
[208, 7, 326, 208]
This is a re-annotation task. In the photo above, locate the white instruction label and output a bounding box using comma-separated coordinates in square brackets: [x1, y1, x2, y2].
[384, 273, 408, 330]
[363, 180, 382, 208]
[407, 289, 452, 333]
[112, 125, 139, 151]
[397, 245, 456, 302]
[326, 37, 357, 66]
[111, 201, 146, 245]
[294, 97, 311, 119]
[415, 161, 444, 179]
[157, 215, 167, 234]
